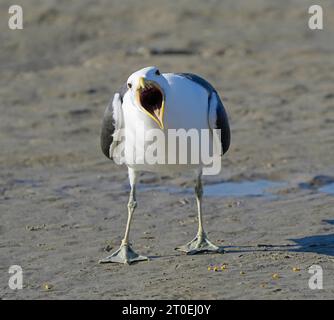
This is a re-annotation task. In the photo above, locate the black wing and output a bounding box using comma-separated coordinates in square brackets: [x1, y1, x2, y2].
[176, 73, 231, 154]
[100, 83, 127, 159]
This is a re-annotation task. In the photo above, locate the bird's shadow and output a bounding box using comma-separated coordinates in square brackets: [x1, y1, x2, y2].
[149, 219, 334, 261]
[287, 219, 334, 256]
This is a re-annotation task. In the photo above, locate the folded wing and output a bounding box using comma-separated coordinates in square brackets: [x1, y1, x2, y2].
[176, 73, 230, 155]
[100, 83, 127, 160]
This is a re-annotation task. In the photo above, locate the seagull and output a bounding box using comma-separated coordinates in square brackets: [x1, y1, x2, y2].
[99, 66, 230, 264]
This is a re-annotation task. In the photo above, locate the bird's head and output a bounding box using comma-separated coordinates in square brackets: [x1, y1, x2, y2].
[126, 66, 167, 129]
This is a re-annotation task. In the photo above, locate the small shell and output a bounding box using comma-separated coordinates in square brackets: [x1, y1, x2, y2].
[43, 283, 53, 291]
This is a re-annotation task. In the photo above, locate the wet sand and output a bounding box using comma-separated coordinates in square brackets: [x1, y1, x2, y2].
[1, 0, 334, 299]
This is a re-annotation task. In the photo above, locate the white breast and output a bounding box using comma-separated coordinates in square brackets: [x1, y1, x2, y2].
[121, 74, 213, 173]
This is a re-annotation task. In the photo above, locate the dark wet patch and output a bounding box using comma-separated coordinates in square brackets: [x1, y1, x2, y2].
[299, 175, 334, 195]
[85, 88, 97, 95]
[324, 93, 334, 100]
[299, 175, 334, 189]
[11, 179, 44, 188]
[68, 108, 92, 117]
[323, 219, 334, 225]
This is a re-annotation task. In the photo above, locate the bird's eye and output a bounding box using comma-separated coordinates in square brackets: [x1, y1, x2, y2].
[155, 69, 161, 76]
[127, 83, 132, 89]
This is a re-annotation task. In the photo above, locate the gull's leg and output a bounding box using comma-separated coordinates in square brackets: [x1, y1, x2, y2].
[99, 168, 149, 264]
[176, 171, 224, 255]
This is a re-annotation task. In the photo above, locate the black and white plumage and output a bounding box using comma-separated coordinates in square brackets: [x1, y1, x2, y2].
[99, 66, 230, 264]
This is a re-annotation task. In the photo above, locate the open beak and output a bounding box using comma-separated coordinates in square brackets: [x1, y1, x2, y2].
[136, 77, 165, 129]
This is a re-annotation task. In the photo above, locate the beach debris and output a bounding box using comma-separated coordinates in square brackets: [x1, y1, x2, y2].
[178, 198, 189, 206]
[104, 244, 113, 252]
[85, 88, 97, 95]
[26, 224, 46, 231]
[240, 271, 246, 275]
[68, 108, 91, 117]
[126, 46, 198, 57]
[292, 267, 301, 272]
[257, 244, 275, 248]
[207, 263, 228, 272]
[227, 200, 242, 208]
[126, 46, 231, 58]
[42, 283, 53, 291]
[272, 273, 280, 280]
[141, 235, 155, 240]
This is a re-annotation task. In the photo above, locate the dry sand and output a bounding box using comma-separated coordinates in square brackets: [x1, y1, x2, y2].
[1, 0, 334, 299]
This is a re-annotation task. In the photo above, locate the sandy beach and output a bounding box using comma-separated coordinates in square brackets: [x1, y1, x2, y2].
[1, 0, 334, 299]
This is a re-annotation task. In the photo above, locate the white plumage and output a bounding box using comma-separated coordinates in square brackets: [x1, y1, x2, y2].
[100, 66, 230, 264]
